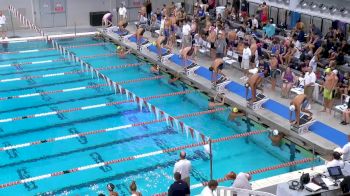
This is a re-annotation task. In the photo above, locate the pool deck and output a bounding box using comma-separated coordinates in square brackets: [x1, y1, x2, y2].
[99, 26, 350, 158]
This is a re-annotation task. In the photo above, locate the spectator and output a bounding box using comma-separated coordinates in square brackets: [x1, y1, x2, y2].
[155, 8, 162, 22]
[130, 181, 142, 196]
[214, 31, 227, 58]
[182, 19, 192, 49]
[200, 180, 218, 196]
[174, 151, 192, 186]
[242, 42, 251, 77]
[107, 183, 119, 196]
[339, 135, 350, 161]
[281, 67, 295, 98]
[304, 66, 316, 108]
[295, 18, 304, 31]
[137, 13, 148, 29]
[149, 14, 160, 37]
[145, 0, 152, 24]
[0, 11, 6, 39]
[340, 98, 350, 125]
[241, 0, 249, 23]
[262, 20, 275, 39]
[269, 54, 278, 91]
[118, 3, 127, 22]
[251, 15, 259, 30]
[225, 171, 252, 190]
[168, 172, 190, 196]
[326, 151, 344, 168]
[258, 1, 269, 25]
[309, 54, 319, 73]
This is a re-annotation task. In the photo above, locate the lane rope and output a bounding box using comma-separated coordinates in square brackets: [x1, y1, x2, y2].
[0, 75, 164, 101]
[0, 129, 267, 188]
[0, 62, 144, 83]
[0, 90, 194, 123]
[152, 158, 314, 196]
[0, 108, 226, 151]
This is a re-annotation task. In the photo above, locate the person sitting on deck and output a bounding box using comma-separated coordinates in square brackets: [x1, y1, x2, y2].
[209, 58, 225, 86]
[116, 46, 131, 59]
[102, 12, 113, 28]
[245, 73, 264, 103]
[289, 94, 313, 126]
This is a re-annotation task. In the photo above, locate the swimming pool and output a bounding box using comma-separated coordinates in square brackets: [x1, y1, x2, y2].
[0, 36, 321, 195]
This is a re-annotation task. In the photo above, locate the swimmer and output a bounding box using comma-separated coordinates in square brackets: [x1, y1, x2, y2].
[289, 94, 313, 126]
[150, 64, 160, 74]
[269, 130, 285, 147]
[116, 46, 131, 58]
[107, 183, 119, 196]
[208, 94, 225, 109]
[180, 46, 195, 67]
[102, 12, 113, 28]
[93, 32, 103, 40]
[156, 36, 169, 60]
[135, 27, 146, 50]
[228, 107, 246, 121]
[245, 73, 264, 103]
[209, 58, 225, 85]
[117, 19, 128, 33]
[168, 73, 180, 85]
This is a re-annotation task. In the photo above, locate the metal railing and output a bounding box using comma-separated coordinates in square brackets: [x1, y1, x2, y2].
[216, 186, 276, 196]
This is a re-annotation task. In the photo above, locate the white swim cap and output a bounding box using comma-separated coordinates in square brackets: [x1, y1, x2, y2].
[289, 105, 295, 111]
[272, 129, 279, 136]
[203, 144, 210, 154]
[245, 83, 249, 88]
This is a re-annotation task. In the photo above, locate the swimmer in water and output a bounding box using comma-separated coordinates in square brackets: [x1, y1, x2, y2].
[136, 27, 146, 50]
[168, 73, 180, 85]
[208, 94, 225, 109]
[269, 130, 285, 147]
[116, 46, 131, 58]
[289, 94, 313, 126]
[209, 58, 225, 85]
[245, 73, 264, 103]
[228, 107, 246, 126]
[180, 46, 195, 67]
[150, 64, 160, 74]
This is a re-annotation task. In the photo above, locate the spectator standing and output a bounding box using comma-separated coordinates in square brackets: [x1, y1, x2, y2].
[168, 172, 190, 196]
[182, 19, 192, 49]
[200, 180, 218, 196]
[309, 54, 319, 73]
[281, 67, 295, 98]
[215, 31, 227, 58]
[145, 0, 152, 24]
[0, 11, 6, 39]
[130, 181, 142, 196]
[242, 42, 251, 77]
[251, 15, 259, 30]
[241, 0, 249, 23]
[173, 151, 192, 186]
[304, 66, 316, 108]
[118, 3, 127, 22]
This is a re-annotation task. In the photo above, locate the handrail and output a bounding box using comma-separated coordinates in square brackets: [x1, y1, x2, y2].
[216, 186, 276, 196]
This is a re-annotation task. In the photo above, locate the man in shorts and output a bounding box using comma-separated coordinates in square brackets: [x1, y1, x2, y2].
[245, 73, 264, 103]
[209, 58, 225, 85]
[242, 42, 251, 78]
[321, 68, 337, 114]
[289, 94, 313, 126]
[269, 54, 278, 91]
[303, 66, 316, 108]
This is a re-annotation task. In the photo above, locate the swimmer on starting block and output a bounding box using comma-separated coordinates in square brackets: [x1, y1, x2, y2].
[289, 94, 313, 126]
[102, 12, 113, 28]
[150, 64, 160, 75]
[209, 58, 225, 86]
[208, 94, 225, 109]
[155, 36, 170, 60]
[135, 27, 146, 50]
[180, 45, 195, 67]
[116, 46, 131, 59]
[245, 73, 264, 103]
[117, 19, 128, 33]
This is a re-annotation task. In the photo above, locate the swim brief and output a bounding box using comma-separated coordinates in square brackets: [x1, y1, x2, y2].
[323, 88, 333, 100]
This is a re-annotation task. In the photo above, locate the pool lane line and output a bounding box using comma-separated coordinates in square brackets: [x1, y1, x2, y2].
[0, 75, 164, 101]
[153, 158, 314, 195]
[0, 62, 144, 83]
[0, 108, 225, 151]
[0, 52, 116, 69]
[0, 43, 109, 55]
[0, 90, 194, 123]
[0, 129, 266, 188]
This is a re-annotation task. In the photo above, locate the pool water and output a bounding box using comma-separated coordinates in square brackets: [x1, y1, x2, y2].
[0, 37, 321, 196]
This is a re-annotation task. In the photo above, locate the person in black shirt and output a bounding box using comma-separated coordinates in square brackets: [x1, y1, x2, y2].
[145, 0, 152, 25]
[168, 172, 190, 196]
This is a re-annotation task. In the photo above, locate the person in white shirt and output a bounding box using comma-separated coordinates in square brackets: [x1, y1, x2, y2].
[309, 54, 319, 73]
[200, 180, 218, 196]
[225, 171, 252, 190]
[181, 19, 192, 49]
[326, 151, 345, 169]
[0, 11, 7, 39]
[173, 151, 192, 186]
[337, 135, 350, 161]
[242, 42, 251, 77]
[304, 66, 316, 108]
[118, 3, 127, 22]
[251, 15, 259, 30]
[102, 12, 113, 27]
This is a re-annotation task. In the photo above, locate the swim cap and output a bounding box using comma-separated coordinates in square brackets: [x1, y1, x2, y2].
[232, 107, 238, 113]
[152, 41, 156, 45]
[325, 68, 331, 73]
[272, 129, 279, 136]
[107, 183, 115, 191]
[117, 46, 121, 50]
[332, 69, 338, 74]
[245, 83, 249, 88]
[289, 105, 295, 111]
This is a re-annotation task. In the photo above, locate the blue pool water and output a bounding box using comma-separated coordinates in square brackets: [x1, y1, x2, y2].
[0, 37, 321, 195]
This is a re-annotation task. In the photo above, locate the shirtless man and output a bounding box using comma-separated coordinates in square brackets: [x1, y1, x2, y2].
[250, 39, 257, 68]
[209, 58, 225, 85]
[163, 17, 172, 48]
[150, 64, 160, 74]
[321, 68, 338, 114]
[208, 95, 225, 109]
[102, 12, 113, 27]
[207, 26, 217, 60]
[136, 27, 146, 51]
[156, 35, 168, 61]
[117, 19, 128, 33]
[116, 46, 131, 59]
[269, 54, 278, 91]
[180, 46, 195, 66]
[245, 73, 264, 103]
[228, 107, 246, 126]
[269, 130, 285, 147]
[227, 31, 237, 51]
[289, 94, 313, 126]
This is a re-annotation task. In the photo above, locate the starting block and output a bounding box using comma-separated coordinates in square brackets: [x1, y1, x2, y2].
[212, 76, 230, 93]
[161, 54, 174, 63]
[184, 63, 200, 76]
[142, 42, 152, 51]
[291, 114, 315, 134]
[247, 93, 269, 110]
